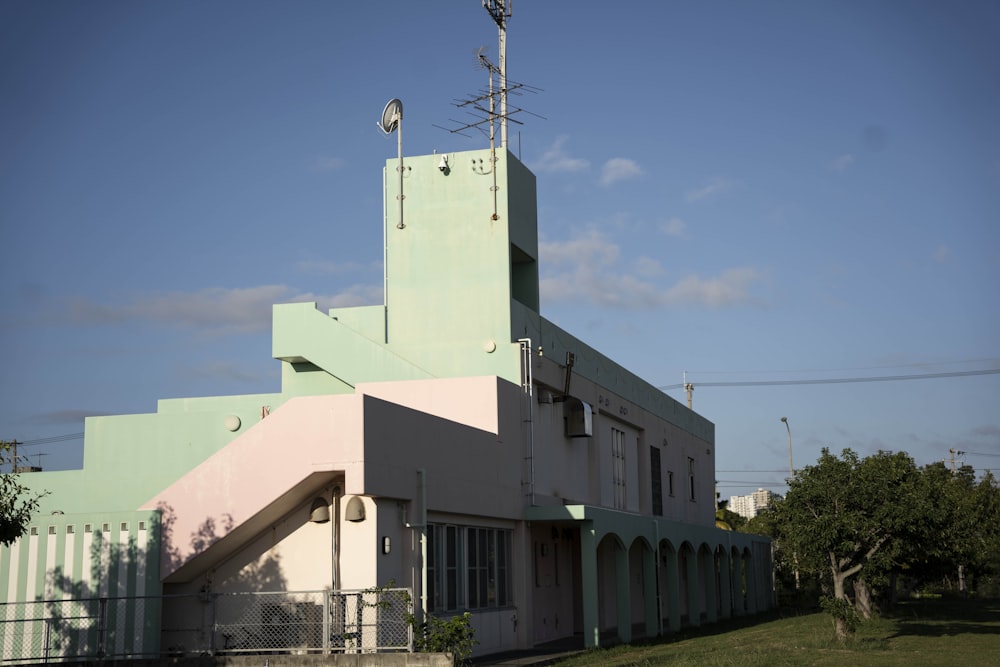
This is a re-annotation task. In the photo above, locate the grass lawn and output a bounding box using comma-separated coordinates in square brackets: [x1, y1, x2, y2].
[549, 597, 1000, 666]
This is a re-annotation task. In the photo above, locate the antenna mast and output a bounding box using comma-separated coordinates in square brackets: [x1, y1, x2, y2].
[483, 0, 511, 149]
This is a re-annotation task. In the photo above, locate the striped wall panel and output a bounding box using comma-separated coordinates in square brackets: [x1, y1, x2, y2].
[0, 510, 162, 661]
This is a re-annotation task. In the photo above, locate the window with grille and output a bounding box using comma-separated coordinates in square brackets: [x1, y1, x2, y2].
[428, 524, 513, 612]
[612, 427, 627, 509]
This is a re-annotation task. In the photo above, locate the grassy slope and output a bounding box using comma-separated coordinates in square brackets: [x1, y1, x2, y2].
[551, 598, 1000, 666]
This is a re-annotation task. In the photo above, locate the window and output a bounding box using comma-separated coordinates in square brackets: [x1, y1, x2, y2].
[668, 470, 675, 497]
[688, 457, 696, 501]
[429, 524, 513, 612]
[612, 427, 627, 510]
[468, 528, 489, 608]
[650, 446, 663, 516]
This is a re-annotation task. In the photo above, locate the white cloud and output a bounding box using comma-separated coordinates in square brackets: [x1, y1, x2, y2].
[531, 135, 590, 174]
[539, 229, 763, 309]
[662, 268, 762, 307]
[686, 178, 735, 202]
[933, 244, 952, 263]
[600, 158, 642, 186]
[831, 154, 855, 171]
[60, 283, 383, 335]
[296, 259, 380, 275]
[539, 228, 619, 267]
[313, 156, 347, 171]
[634, 257, 665, 278]
[186, 360, 269, 384]
[659, 217, 687, 237]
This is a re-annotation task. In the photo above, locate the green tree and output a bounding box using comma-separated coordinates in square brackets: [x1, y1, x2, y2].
[714, 498, 748, 532]
[881, 463, 1000, 598]
[774, 448, 921, 640]
[1, 441, 47, 547]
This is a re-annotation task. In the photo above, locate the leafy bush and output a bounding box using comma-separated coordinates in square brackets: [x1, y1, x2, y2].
[410, 611, 478, 666]
[820, 595, 861, 634]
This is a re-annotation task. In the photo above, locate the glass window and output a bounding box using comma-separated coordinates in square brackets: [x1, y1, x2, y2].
[650, 446, 663, 516]
[428, 524, 513, 612]
[612, 427, 627, 509]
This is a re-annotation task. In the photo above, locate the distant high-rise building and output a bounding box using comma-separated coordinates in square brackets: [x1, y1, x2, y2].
[729, 488, 782, 519]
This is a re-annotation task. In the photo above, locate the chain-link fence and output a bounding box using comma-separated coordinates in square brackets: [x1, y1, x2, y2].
[1, 587, 413, 663]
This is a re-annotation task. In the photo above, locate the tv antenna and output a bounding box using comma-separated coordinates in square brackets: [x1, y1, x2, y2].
[435, 3, 543, 152]
[378, 98, 405, 229]
[484, 0, 511, 149]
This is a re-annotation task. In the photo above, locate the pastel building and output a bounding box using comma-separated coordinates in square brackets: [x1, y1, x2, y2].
[3, 147, 774, 660]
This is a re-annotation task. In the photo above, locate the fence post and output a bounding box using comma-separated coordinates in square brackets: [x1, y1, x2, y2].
[96, 598, 108, 658]
[322, 591, 331, 654]
[209, 593, 218, 655]
[43, 617, 51, 662]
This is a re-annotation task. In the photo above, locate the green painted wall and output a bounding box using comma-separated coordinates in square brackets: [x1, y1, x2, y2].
[0, 510, 162, 659]
[382, 149, 532, 384]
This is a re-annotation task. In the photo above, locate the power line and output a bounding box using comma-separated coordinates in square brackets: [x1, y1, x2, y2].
[659, 368, 1000, 391]
[684, 358, 1000, 376]
[16, 433, 84, 447]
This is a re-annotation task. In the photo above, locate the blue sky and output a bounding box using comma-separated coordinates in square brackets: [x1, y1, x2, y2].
[2, 1, 998, 498]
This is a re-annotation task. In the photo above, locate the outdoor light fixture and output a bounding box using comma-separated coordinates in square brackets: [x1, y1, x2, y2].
[309, 497, 330, 524]
[382, 536, 391, 554]
[345, 496, 366, 522]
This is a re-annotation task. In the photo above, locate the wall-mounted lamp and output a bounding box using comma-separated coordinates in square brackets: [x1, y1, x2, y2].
[309, 497, 330, 524]
[345, 496, 366, 522]
[382, 536, 391, 555]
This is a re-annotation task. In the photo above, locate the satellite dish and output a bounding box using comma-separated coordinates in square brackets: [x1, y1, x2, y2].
[378, 98, 406, 229]
[378, 98, 402, 134]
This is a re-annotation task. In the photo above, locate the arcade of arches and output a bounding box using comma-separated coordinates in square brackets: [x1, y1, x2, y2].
[527, 505, 774, 648]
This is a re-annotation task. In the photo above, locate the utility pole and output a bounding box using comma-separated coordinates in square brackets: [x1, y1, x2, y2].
[949, 448, 964, 473]
[483, 0, 512, 149]
[5, 439, 22, 473]
[780, 417, 793, 479]
[683, 371, 694, 409]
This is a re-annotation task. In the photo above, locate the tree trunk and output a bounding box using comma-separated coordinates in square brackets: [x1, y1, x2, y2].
[854, 578, 874, 619]
[831, 569, 852, 641]
[834, 616, 850, 641]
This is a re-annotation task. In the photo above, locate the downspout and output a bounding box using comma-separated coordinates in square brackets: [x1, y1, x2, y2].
[383, 166, 389, 342]
[404, 469, 428, 623]
[654, 518, 662, 634]
[517, 338, 535, 506]
[333, 484, 342, 592]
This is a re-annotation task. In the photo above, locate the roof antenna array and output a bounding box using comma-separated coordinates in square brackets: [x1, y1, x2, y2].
[435, 1, 543, 153]
[435, 2, 543, 221]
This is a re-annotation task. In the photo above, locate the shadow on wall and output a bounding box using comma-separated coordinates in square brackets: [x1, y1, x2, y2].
[157, 501, 289, 594]
[43, 523, 158, 661]
[31, 504, 291, 661]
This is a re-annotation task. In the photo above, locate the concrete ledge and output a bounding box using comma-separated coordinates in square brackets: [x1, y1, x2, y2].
[54, 654, 452, 667]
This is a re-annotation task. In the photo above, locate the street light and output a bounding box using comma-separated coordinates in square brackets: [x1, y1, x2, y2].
[781, 415, 801, 590]
[780, 416, 793, 480]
